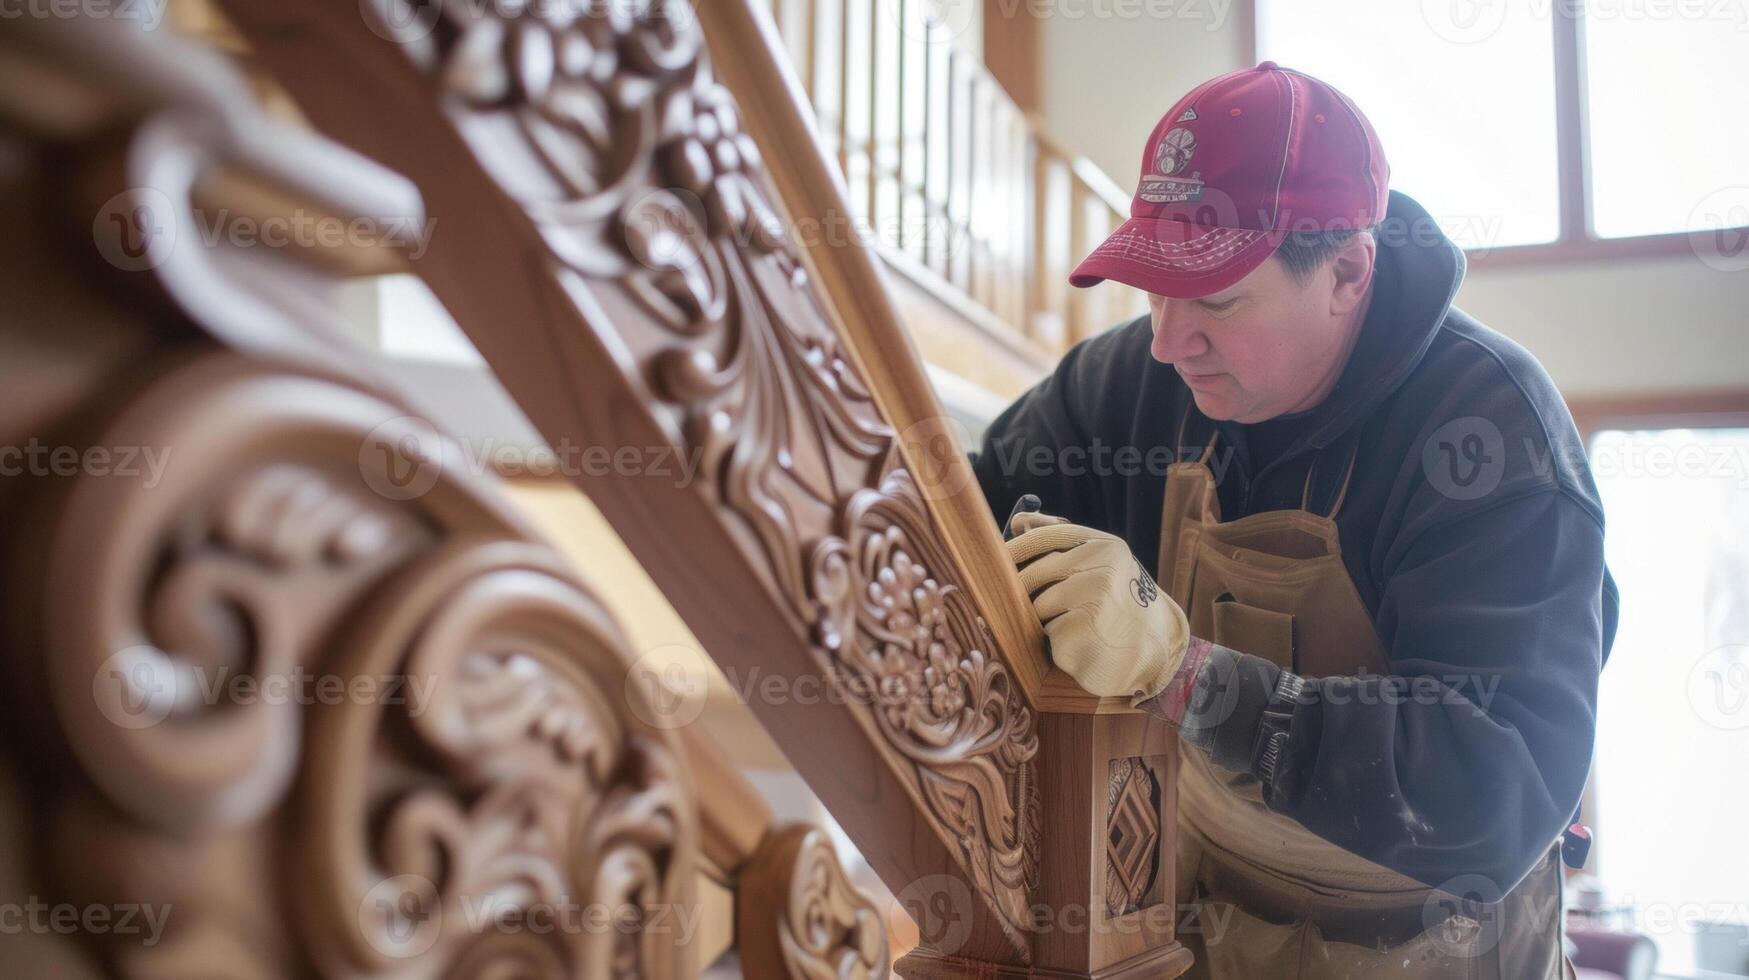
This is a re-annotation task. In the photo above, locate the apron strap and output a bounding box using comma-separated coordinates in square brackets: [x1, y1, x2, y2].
[1174, 402, 1222, 464]
[1300, 435, 1363, 520]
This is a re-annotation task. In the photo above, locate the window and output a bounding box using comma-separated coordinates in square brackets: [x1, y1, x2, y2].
[1255, 0, 1749, 261]
[1584, 6, 1749, 241]
[1590, 426, 1749, 975]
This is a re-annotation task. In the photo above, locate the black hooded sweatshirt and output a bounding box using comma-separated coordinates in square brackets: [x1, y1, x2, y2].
[972, 190, 1618, 895]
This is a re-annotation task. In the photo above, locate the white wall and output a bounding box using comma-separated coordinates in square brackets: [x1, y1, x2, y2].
[1455, 255, 1746, 397]
[1039, 0, 1248, 186]
[1036, 4, 1748, 399]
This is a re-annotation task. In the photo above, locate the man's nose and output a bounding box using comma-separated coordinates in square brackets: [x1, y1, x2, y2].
[1150, 300, 1209, 363]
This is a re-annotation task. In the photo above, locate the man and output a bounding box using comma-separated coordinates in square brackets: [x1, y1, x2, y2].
[975, 62, 1617, 978]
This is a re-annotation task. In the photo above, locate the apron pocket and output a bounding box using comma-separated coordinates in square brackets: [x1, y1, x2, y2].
[1194, 889, 1307, 980]
[1212, 594, 1298, 672]
[1306, 921, 1482, 980]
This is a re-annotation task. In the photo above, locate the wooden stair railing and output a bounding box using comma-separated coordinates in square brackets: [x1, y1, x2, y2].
[198, 0, 1192, 977]
[0, 13, 881, 978]
[757, 0, 1148, 356]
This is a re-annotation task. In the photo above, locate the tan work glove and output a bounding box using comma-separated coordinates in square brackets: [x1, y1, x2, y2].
[1005, 511, 1191, 704]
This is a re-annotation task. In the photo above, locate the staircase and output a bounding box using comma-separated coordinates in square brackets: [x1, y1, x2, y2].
[0, 2, 1184, 977]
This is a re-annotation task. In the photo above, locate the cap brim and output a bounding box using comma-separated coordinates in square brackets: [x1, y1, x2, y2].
[1068, 217, 1287, 299]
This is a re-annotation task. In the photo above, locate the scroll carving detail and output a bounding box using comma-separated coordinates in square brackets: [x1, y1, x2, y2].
[740, 825, 889, 980]
[16, 356, 698, 978]
[364, 0, 1043, 940]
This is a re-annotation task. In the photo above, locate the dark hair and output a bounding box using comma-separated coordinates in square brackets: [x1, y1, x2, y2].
[1273, 226, 1375, 283]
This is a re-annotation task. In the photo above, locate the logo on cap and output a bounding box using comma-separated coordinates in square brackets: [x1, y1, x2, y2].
[1141, 126, 1205, 204]
[1154, 127, 1195, 176]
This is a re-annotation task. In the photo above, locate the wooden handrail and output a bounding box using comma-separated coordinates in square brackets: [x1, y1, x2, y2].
[694, 4, 1191, 977]
[196, 0, 1192, 972]
[694, 0, 1055, 707]
[760, 0, 1146, 355]
[4, 15, 901, 979]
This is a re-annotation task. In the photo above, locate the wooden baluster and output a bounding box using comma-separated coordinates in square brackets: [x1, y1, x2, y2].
[898, 0, 929, 265]
[1032, 145, 1071, 352]
[924, 15, 953, 277]
[872, 0, 901, 252]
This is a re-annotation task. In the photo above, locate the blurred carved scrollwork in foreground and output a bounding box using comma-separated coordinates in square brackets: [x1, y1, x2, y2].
[0, 11, 880, 978]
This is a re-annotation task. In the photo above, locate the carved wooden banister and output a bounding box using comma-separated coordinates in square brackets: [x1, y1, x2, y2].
[195, 0, 1192, 975]
[690, 0, 1055, 704]
[0, 13, 880, 978]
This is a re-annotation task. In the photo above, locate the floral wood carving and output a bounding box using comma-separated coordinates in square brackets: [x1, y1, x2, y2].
[739, 825, 889, 980]
[4, 11, 914, 977]
[12, 354, 699, 978]
[362, 0, 1044, 940]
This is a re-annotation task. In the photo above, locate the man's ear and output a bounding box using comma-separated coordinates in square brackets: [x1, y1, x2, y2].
[1327, 232, 1377, 316]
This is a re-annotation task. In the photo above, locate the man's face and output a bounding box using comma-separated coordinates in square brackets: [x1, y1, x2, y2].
[1146, 250, 1370, 423]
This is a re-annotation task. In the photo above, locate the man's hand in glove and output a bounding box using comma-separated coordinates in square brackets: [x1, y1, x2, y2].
[1004, 510, 1197, 706]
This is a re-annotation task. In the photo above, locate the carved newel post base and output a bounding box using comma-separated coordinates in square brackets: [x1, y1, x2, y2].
[895, 710, 1193, 979]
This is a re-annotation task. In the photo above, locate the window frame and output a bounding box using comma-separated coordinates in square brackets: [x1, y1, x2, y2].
[1567, 395, 1749, 928]
[1246, 1, 1749, 268]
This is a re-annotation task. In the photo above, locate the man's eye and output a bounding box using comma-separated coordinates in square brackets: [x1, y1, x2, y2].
[1200, 300, 1239, 316]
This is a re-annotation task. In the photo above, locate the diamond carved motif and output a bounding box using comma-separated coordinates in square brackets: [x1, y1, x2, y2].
[1105, 757, 1164, 917]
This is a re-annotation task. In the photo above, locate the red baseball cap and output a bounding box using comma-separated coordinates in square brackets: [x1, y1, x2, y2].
[1069, 62, 1389, 299]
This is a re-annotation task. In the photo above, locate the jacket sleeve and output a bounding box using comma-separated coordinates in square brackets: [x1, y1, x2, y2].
[1250, 487, 1611, 895]
[970, 339, 1110, 531]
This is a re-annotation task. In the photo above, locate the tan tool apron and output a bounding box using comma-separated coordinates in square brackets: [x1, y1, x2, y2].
[1159, 419, 1573, 979]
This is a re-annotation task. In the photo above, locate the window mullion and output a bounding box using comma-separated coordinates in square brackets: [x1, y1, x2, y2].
[1552, 1, 1594, 244]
